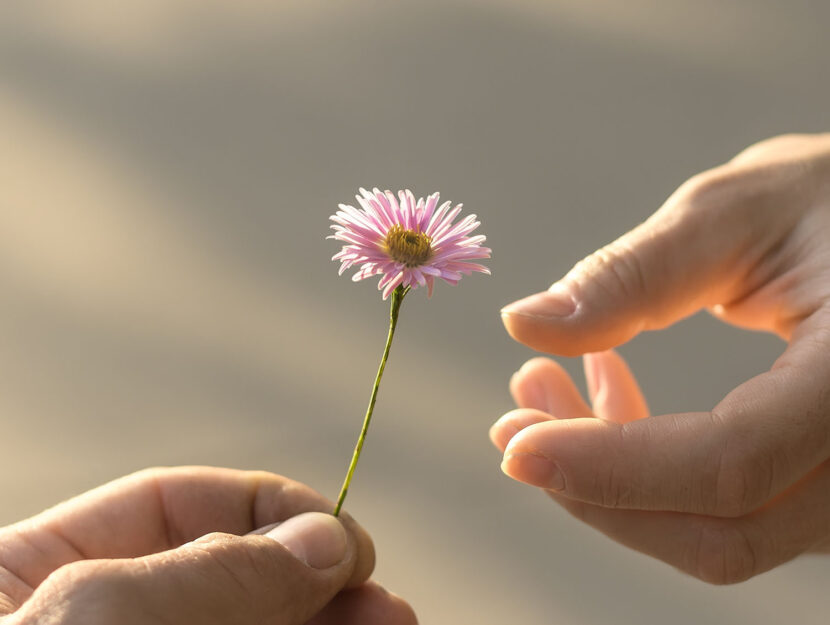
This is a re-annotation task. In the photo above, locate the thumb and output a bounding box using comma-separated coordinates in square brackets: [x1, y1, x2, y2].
[16, 512, 362, 625]
[500, 165, 803, 356]
[139, 512, 357, 625]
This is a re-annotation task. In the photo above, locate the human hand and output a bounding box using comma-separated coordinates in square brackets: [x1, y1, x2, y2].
[0, 466, 416, 624]
[494, 133, 830, 584]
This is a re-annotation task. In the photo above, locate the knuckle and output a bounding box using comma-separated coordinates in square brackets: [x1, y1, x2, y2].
[51, 559, 116, 589]
[732, 133, 815, 162]
[46, 560, 135, 613]
[771, 132, 812, 142]
[190, 533, 278, 584]
[691, 522, 759, 585]
[712, 464, 753, 517]
[125, 466, 179, 491]
[593, 462, 625, 508]
[130, 466, 171, 481]
[711, 467, 755, 518]
[171, 537, 271, 618]
[572, 241, 649, 305]
[713, 437, 774, 517]
[763, 132, 813, 148]
[679, 168, 745, 210]
[678, 162, 792, 225]
[16, 562, 138, 625]
[192, 531, 239, 547]
[590, 426, 635, 509]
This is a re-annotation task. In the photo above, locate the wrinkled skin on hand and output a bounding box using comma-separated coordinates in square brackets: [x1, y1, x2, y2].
[0, 467, 417, 624]
[495, 133, 830, 585]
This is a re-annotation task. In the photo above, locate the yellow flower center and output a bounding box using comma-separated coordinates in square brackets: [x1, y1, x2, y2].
[384, 224, 433, 267]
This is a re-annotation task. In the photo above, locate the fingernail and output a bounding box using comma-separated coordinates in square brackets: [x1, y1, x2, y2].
[502, 452, 566, 491]
[266, 512, 347, 569]
[500, 284, 576, 319]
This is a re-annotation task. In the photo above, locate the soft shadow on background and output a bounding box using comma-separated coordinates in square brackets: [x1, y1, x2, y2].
[1, 1, 829, 623]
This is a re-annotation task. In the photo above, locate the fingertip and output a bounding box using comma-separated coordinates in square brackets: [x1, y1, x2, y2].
[515, 357, 595, 420]
[500, 289, 577, 353]
[491, 409, 555, 453]
[509, 367, 547, 411]
[500, 309, 534, 346]
[362, 582, 419, 625]
[490, 415, 520, 452]
[333, 511, 376, 588]
[501, 287, 577, 319]
[258, 506, 375, 587]
[584, 349, 649, 423]
[500, 419, 570, 490]
[500, 308, 564, 354]
[489, 419, 516, 452]
[501, 311, 595, 358]
[307, 581, 418, 625]
[516, 356, 571, 391]
[387, 591, 419, 625]
[501, 451, 564, 490]
[519, 355, 566, 374]
[503, 418, 547, 454]
[510, 359, 553, 409]
[501, 288, 646, 357]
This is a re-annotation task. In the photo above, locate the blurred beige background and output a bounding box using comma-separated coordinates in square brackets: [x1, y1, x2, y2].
[1, 1, 829, 623]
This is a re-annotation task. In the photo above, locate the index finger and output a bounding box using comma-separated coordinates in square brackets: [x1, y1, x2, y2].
[0, 466, 374, 590]
[500, 155, 819, 356]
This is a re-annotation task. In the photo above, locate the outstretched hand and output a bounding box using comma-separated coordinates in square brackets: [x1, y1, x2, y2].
[494, 133, 830, 584]
[0, 466, 416, 624]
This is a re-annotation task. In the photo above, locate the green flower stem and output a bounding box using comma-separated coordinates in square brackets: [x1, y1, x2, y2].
[333, 284, 408, 517]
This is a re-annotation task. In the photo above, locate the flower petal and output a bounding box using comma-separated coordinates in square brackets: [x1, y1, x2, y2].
[330, 189, 489, 298]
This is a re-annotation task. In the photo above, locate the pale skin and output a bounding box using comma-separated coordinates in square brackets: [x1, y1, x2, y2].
[0, 466, 416, 624]
[494, 133, 830, 585]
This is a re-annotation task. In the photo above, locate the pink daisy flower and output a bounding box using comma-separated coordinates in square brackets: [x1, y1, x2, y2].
[330, 188, 491, 299]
